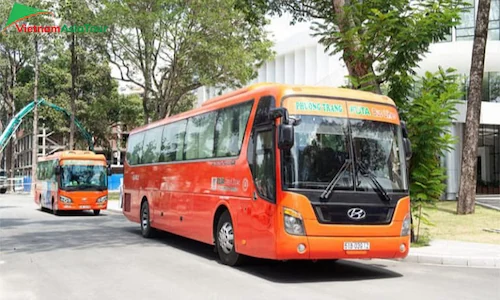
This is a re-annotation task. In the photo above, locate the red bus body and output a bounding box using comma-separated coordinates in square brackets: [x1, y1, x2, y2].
[123, 83, 411, 264]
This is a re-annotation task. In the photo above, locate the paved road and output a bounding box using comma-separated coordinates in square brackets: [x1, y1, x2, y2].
[1, 194, 499, 300]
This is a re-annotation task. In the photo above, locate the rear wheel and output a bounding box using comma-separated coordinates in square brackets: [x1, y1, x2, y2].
[140, 201, 155, 238]
[216, 211, 244, 266]
[38, 195, 43, 211]
[0, 188, 6, 194]
[93, 209, 101, 216]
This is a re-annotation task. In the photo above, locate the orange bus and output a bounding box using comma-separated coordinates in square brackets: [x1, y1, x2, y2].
[35, 150, 110, 216]
[123, 83, 412, 265]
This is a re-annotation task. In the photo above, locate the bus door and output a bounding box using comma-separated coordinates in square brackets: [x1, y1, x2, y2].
[239, 96, 277, 256]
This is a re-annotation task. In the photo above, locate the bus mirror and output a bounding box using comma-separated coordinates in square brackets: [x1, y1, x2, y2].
[403, 138, 412, 161]
[401, 120, 409, 138]
[278, 124, 294, 150]
[107, 166, 112, 176]
[54, 166, 61, 175]
[269, 108, 290, 124]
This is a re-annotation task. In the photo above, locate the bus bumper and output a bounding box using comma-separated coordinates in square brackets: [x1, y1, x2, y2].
[56, 202, 107, 211]
[276, 235, 410, 260]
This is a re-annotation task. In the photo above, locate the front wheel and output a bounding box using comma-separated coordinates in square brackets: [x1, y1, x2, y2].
[93, 209, 100, 216]
[0, 188, 6, 194]
[216, 211, 244, 266]
[140, 201, 155, 238]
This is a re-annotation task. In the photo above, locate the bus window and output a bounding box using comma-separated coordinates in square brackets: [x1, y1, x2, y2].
[215, 101, 253, 157]
[142, 125, 163, 164]
[126, 132, 145, 165]
[184, 111, 216, 160]
[160, 120, 187, 162]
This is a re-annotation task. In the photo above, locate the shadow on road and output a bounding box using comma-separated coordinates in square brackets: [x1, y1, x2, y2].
[131, 229, 403, 283]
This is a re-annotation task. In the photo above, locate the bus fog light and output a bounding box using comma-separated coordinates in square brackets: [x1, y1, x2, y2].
[283, 207, 305, 236]
[400, 243, 406, 253]
[401, 213, 411, 236]
[297, 243, 306, 254]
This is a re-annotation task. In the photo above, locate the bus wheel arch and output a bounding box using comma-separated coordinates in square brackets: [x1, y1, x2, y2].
[52, 197, 59, 215]
[213, 205, 229, 246]
[215, 208, 245, 266]
[140, 197, 155, 238]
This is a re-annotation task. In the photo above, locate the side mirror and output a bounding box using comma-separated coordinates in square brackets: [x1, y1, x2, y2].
[107, 166, 112, 176]
[54, 166, 61, 175]
[403, 138, 412, 161]
[278, 124, 294, 150]
[400, 120, 409, 138]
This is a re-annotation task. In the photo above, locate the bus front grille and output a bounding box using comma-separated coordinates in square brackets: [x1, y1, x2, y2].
[313, 204, 394, 225]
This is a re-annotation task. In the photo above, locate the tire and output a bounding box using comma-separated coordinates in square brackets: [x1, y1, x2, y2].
[0, 188, 6, 194]
[39, 195, 44, 211]
[52, 199, 59, 216]
[140, 201, 155, 238]
[216, 211, 244, 266]
[93, 209, 101, 216]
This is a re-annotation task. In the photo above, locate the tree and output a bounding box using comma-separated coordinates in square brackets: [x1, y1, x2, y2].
[457, 0, 491, 215]
[102, 0, 273, 124]
[251, 0, 466, 105]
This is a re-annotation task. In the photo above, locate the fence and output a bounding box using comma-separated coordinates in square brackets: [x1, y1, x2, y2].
[1, 174, 123, 193]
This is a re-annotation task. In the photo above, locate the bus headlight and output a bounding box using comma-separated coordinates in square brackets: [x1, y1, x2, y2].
[97, 196, 108, 203]
[60, 196, 72, 203]
[284, 207, 305, 236]
[401, 213, 411, 236]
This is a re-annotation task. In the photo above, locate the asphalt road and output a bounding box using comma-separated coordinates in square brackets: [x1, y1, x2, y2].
[1, 194, 499, 300]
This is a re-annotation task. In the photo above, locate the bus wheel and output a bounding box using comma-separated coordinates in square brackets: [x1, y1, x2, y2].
[140, 201, 155, 238]
[0, 188, 6, 194]
[93, 210, 101, 216]
[39, 196, 43, 211]
[216, 211, 244, 266]
[52, 199, 59, 216]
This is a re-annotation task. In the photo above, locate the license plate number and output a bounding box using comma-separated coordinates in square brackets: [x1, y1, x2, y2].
[79, 205, 91, 209]
[344, 242, 370, 250]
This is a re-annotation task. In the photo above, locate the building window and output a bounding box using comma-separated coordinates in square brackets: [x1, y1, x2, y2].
[476, 125, 500, 194]
[490, 0, 500, 40]
[458, 72, 500, 102]
[456, 0, 475, 41]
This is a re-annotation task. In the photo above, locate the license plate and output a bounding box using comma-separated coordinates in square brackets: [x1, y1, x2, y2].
[79, 205, 91, 209]
[344, 242, 370, 250]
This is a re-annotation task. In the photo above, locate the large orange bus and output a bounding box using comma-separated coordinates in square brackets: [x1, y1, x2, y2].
[35, 150, 110, 216]
[123, 83, 412, 265]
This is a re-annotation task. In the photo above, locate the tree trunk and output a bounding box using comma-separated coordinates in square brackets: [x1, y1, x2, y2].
[457, 0, 491, 215]
[31, 37, 39, 195]
[69, 29, 77, 149]
[332, 0, 381, 94]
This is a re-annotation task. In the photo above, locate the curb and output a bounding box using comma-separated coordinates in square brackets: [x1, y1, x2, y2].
[476, 201, 500, 212]
[403, 254, 500, 268]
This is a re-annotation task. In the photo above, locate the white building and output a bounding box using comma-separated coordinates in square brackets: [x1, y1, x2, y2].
[197, 1, 500, 198]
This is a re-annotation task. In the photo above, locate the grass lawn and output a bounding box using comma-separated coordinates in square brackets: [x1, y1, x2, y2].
[108, 192, 120, 201]
[414, 201, 500, 246]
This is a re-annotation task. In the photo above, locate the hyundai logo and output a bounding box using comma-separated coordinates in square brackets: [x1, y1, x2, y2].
[347, 208, 366, 220]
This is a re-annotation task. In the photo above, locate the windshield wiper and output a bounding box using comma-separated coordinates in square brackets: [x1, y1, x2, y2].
[319, 159, 352, 201]
[356, 162, 391, 202]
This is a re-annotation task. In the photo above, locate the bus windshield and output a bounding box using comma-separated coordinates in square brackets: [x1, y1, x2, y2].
[61, 163, 107, 191]
[282, 115, 408, 192]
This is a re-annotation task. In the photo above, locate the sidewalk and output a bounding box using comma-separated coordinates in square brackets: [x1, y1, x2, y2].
[107, 200, 122, 213]
[405, 240, 500, 268]
[476, 195, 500, 211]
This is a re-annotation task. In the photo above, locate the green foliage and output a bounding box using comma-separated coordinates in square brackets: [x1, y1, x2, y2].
[406, 67, 462, 209]
[101, 0, 274, 122]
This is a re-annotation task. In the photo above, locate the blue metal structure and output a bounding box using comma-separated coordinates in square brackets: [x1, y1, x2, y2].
[0, 98, 94, 152]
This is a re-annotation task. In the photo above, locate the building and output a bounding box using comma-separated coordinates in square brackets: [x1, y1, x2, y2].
[196, 1, 500, 197]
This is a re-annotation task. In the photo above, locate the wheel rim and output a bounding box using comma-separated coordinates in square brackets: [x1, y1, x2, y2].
[218, 222, 234, 254]
[142, 206, 149, 230]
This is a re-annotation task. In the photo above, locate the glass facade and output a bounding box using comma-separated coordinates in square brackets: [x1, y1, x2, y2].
[459, 72, 500, 102]
[455, 0, 500, 41]
[476, 125, 500, 194]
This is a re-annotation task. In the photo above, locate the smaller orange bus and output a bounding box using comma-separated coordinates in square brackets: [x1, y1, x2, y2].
[34, 150, 110, 216]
